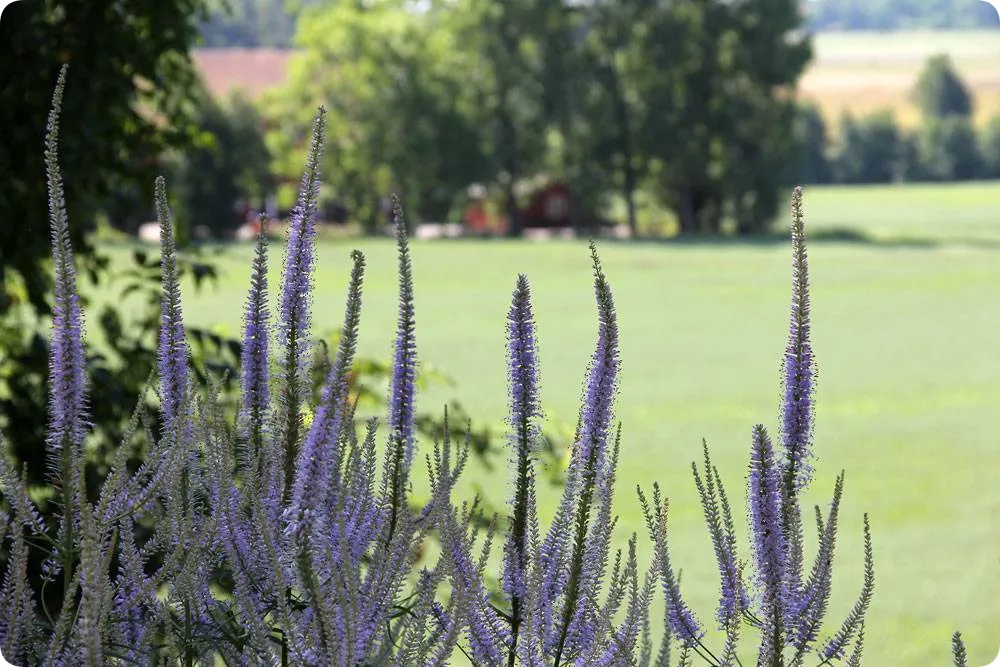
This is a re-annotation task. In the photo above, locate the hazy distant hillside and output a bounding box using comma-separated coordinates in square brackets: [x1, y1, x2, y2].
[806, 0, 1000, 30]
[198, 0, 999, 47]
[197, 0, 320, 48]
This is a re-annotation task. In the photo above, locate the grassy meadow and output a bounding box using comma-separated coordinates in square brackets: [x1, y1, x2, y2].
[94, 181, 1000, 663]
[801, 30, 1000, 130]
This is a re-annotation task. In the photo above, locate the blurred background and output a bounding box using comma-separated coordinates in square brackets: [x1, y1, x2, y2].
[1, 0, 999, 663]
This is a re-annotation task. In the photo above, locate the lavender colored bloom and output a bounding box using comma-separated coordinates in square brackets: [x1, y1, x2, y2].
[43, 65, 87, 472]
[780, 187, 815, 625]
[384, 195, 418, 532]
[691, 442, 749, 626]
[502, 274, 541, 607]
[154, 176, 188, 428]
[276, 107, 327, 496]
[286, 250, 365, 536]
[573, 242, 620, 477]
[439, 507, 508, 664]
[239, 217, 271, 480]
[748, 424, 787, 644]
[640, 485, 704, 648]
[549, 244, 623, 664]
[781, 186, 816, 495]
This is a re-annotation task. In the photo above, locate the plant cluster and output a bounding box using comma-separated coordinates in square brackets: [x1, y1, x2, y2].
[0, 68, 973, 666]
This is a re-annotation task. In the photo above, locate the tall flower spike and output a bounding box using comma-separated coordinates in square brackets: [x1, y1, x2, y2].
[781, 185, 815, 623]
[748, 424, 786, 661]
[385, 194, 418, 537]
[951, 632, 968, 667]
[154, 176, 188, 427]
[503, 274, 542, 664]
[549, 244, 621, 665]
[286, 250, 365, 536]
[43, 64, 87, 476]
[239, 215, 271, 481]
[691, 441, 748, 626]
[821, 514, 875, 661]
[638, 485, 703, 650]
[781, 185, 816, 493]
[277, 107, 327, 499]
[575, 242, 620, 476]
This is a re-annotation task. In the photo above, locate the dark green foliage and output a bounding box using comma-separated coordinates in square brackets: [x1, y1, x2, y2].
[916, 116, 983, 181]
[168, 91, 275, 237]
[792, 104, 834, 185]
[634, 0, 811, 235]
[833, 113, 907, 184]
[913, 54, 975, 120]
[979, 115, 1000, 179]
[0, 0, 209, 311]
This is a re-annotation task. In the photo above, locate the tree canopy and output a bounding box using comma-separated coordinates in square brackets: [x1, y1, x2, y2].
[267, 0, 812, 236]
[0, 0, 210, 311]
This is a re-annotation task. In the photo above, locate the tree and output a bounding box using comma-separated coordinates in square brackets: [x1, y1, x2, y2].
[573, 0, 654, 236]
[443, 0, 550, 236]
[267, 0, 491, 232]
[791, 103, 834, 184]
[916, 116, 983, 181]
[0, 0, 209, 312]
[832, 112, 907, 183]
[980, 115, 1000, 179]
[169, 91, 275, 236]
[636, 0, 811, 234]
[913, 54, 974, 120]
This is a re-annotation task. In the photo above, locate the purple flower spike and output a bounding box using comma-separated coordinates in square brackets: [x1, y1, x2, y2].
[385, 195, 418, 535]
[748, 424, 787, 649]
[43, 64, 87, 472]
[276, 107, 327, 496]
[574, 242, 620, 477]
[781, 186, 815, 495]
[286, 250, 365, 536]
[502, 274, 542, 663]
[503, 274, 541, 601]
[239, 216, 271, 477]
[153, 176, 188, 428]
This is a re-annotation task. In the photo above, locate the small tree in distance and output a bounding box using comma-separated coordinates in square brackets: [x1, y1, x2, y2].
[912, 54, 974, 120]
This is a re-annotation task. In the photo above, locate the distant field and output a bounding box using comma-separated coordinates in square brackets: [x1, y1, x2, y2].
[92, 182, 1000, 663]
[801, 30, 1000, 129]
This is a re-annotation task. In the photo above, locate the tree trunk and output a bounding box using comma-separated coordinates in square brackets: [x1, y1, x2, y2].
[608, 65, 638, 238]
[677, 187, 698, 235]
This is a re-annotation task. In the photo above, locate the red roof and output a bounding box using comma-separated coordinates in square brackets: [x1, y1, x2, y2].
[191, 48, 296, 99]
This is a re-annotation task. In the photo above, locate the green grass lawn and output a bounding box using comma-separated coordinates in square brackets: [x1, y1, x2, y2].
[96, 182, 1000, 663]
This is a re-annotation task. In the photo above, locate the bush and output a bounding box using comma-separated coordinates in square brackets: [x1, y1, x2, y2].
[980, 115, 1000, 180]
[791, 103, 833, 185]
[1, 66, 977, 667]
[832, 112, 907, 184]
[168, 92, 275, 238]
[915, 116, 983, 182]
[912, 54, 974, 121]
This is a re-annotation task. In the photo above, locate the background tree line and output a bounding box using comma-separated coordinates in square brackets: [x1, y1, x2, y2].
[197, 0, 1000, 49]
[804, 0, 1000, 31]
[794, 55, 1000, 185]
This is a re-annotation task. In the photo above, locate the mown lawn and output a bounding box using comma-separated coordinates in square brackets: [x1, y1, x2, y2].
[95, 182, 1000, 663]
